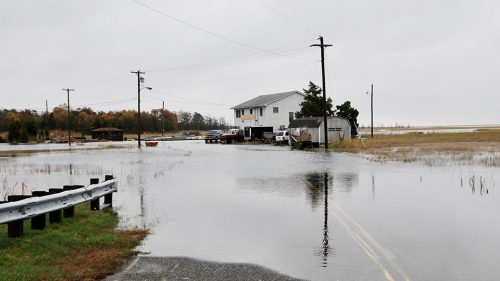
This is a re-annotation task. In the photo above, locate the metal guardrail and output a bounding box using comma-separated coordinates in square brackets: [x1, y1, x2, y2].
[0, 179, 117, 225]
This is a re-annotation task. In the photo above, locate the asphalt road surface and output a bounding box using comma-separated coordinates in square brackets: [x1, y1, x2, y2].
[105, 256, 307, 281]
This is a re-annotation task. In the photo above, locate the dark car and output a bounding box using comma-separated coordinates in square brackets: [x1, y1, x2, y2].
[205, 130, 223, 143]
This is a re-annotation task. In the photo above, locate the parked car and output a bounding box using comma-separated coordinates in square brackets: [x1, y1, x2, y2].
[205, 130, 223, 143]
[276, 130, 289, 143]
[221, 129, 244, 144]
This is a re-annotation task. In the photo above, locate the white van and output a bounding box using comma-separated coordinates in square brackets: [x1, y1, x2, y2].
[276, 130, 289, 142]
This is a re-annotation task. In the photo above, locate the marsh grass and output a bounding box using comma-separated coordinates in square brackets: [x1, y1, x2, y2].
[333, 131, 500, 167]
[0, 144, 129, 158]
[0, 204, 148, 281]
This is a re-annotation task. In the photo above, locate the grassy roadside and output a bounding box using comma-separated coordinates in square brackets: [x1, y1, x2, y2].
[0, 204, 148, 281]
[332, 129, 500, 167]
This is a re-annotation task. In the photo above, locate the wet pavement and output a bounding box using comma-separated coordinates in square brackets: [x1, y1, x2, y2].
[1, 141, 499, 281]
[105, 256, 305, 281]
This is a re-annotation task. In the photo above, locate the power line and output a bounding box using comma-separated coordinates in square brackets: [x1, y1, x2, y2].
[324, 53, 345, 100]
[154, 61, 317, 86]
[146, 43, 314, 73]
[131, 0, 307, 60]
[74, 98, 138, 108]
[255, 0, 315, 35]
[141, 96, 229, 109]
[148, 90, 231, 107]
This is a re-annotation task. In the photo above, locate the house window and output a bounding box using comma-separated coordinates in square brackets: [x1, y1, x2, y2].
[242, 109, 245, 115]
[236, 110, 241, 118]
[250, 109, 253, 114]
[289, 112, 294, 122]
[260, 108, 263, 116]
[273, 107, 279, 113]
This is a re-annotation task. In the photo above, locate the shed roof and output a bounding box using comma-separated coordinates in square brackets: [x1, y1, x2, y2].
[288, 117, 323, 128]
[231, 91, 304, 109]
[91, 127, 123, 132]
[288, 116, 351, 128]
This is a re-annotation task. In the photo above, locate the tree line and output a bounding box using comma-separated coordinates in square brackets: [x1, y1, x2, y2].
[0, 107, 228, 143]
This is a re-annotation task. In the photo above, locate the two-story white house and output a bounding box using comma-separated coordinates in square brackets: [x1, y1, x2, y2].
[231, 91, 305, 132]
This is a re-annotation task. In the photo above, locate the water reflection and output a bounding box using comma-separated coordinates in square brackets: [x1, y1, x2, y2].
[304, 173, 329, 208]
[321, 173, 331, 267]
[137, 160, 146, 228]
[304, 173, 333, 266]
[371, 175, 375, 201]
[460, 174, 492, 196]
[335, 173, 359, 193]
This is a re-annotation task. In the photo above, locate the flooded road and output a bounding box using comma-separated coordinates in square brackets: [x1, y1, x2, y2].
[1, 141, 499, 281]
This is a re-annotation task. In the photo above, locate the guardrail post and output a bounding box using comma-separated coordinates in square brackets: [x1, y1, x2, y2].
[90, 178, 100, 210]
[48, 188, 64, 223]
[31, 191, 48, 230]
[62, 185, 84, 217]
[104, 175, 114, 206]
[7, 195, 31, 238]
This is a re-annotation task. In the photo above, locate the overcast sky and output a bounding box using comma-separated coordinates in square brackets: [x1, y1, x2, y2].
[1, 0, 499, 126]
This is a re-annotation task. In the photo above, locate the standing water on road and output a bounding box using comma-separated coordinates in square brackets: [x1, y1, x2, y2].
[1, 141, 499, 281]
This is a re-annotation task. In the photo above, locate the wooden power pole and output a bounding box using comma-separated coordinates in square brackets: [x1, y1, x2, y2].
[131, 70, 145, 148]
[371, 84, 374, 138]
[311, 36, 332, 149]
[162, 101, 165, 137]
[62, 88, 74, 146]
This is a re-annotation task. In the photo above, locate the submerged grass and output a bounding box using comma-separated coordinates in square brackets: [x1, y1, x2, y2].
[0, 204, 148, 281]
[0, 144, 129, 158]
[332, 130, 500, 167]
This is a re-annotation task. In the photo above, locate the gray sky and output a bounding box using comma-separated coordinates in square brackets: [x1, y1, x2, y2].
[1, 0, 499, 126]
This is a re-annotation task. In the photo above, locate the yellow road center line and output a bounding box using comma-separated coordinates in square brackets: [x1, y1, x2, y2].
[334, 205, 412, 281]
[333, 212, 395, 281]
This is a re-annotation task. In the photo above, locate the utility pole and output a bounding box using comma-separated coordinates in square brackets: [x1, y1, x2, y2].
[370, 84, 374, 138]
[44, 100, 49, 141]
[62, 88, 74, 146]
[131, 70, 145, 148]
[162, 101, 165, 137]
[311, 36, 332, 149]
[131, 70, 152, 148]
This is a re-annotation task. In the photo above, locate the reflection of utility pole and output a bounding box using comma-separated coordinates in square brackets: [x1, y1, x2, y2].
[62, 88, 74, 146]
[371, 175, 375, 201]
[322, 172, 330, 265]
[311, 36, 332, 149]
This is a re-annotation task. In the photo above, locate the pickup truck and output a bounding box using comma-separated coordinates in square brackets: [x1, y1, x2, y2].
[205, 130, 223, 143]
[220, 129, 244, 144]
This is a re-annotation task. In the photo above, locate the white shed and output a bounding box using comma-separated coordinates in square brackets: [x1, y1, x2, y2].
[288, 116, 351, 147]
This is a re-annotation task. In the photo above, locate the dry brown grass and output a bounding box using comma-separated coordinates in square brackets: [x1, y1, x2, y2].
[333, 131, 500, 167]
[59, 229, 149, 281]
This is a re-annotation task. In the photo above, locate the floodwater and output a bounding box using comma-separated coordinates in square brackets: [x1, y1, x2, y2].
[0, 141, 499, 281]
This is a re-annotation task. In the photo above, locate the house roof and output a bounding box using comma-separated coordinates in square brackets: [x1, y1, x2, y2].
[289, 116, 351, 128]
[231, 91, 304, 109]
[91, 127, 123, 132]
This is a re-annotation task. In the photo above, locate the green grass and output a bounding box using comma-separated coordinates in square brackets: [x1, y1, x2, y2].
[0, 204, 148, 281]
